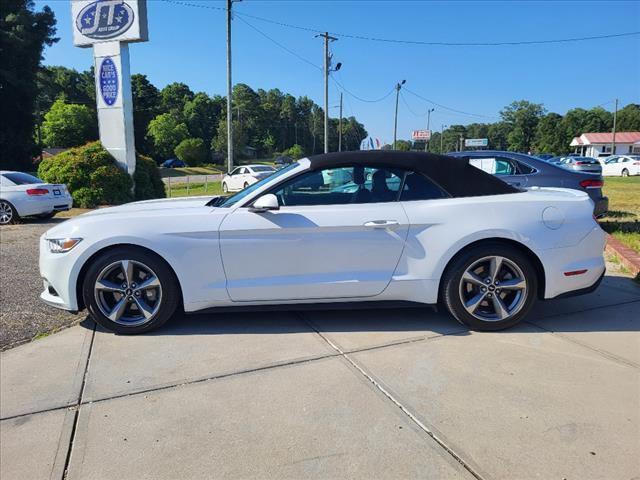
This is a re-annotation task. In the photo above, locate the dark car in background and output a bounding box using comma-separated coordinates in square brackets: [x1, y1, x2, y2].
[274, 155, 293, 168]
[161, 159, 186, 168]
[448, 150, 608, 217]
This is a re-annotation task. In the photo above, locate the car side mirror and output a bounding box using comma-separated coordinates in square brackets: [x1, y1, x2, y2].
[249, 193, 279, 213]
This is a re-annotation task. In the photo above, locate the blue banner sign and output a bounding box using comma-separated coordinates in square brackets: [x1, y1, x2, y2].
[99, 57, 119, 106]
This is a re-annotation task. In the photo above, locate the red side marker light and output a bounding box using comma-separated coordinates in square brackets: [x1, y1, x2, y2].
[564, 269, 588, 277]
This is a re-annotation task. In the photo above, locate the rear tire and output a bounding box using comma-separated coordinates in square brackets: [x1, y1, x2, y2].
[441, 243, 538, 331]
[0, 200, 19, 225]
[622, 169, 629, 177]
[82, 247, 180, 334]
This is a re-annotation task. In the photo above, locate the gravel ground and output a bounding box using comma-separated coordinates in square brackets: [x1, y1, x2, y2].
[0, 218, 80, 350]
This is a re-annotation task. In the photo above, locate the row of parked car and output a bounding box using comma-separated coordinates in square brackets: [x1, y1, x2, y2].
[536, 153, 640, 177]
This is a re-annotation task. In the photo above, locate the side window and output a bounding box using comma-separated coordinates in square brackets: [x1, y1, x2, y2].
[399, 172, 449, 201]
[230, 167, 241, 176]
[270, 165, 404, 206]
[469, 157, 515, 176]
[514, 161, 535, 175]
[605, 157, 618, 164]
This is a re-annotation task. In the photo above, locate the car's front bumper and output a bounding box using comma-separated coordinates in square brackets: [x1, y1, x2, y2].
[39, 235, 81, 312]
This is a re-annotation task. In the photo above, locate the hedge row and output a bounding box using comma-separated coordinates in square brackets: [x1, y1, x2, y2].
[38, 142, 165, 208]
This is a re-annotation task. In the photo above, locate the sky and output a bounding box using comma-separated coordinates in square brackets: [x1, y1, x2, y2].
[36, 0, 640, 145]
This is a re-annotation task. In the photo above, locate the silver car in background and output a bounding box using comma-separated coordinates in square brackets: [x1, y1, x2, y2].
[550, 156, 602, 174]
[448, 151, 608, 217]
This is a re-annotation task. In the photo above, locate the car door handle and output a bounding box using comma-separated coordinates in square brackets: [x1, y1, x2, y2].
[364, 220, 399, 228]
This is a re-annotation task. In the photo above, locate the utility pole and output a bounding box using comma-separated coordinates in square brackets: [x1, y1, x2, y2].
[611, 98, 618, 155]
[424, 107, 434, 152]
[440, 124, 447, 153]
[459, 134, 464, 152]
[316, 32, 338, 153]
[338, 92, 343, 152]
[226, 0, 235, 173]
[393, 79, 406, 150]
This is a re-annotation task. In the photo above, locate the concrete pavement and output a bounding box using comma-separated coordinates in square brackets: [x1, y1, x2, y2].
[1, 274, 639, 479]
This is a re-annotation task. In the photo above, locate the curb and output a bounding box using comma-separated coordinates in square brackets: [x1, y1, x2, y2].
[605, 234, 640, 276]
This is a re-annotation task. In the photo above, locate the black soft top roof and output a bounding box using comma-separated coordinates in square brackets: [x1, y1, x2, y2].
[307, 150, 518, 197]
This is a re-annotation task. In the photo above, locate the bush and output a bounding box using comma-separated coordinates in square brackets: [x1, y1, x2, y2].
[285, 144, 305, 159]
[134, 154, 166, 201]
[38, 141, 165, 208]
[174, 137, 208, 166]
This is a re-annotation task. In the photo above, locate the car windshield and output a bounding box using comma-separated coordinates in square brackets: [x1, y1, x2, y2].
[211, 162, 299, 208]
[2, 172, 43, 185]
[251, 166, 275, 172]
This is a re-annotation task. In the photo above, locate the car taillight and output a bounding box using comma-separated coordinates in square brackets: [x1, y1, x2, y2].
[633, 162, 640, 165]
[579, 179, 603, 189]
[26, 188, 49, 196]
[575, 161, 587, 165]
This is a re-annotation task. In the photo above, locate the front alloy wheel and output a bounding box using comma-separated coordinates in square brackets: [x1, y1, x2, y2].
[442, 243, 537, 330]
[83, 247, 179, 334]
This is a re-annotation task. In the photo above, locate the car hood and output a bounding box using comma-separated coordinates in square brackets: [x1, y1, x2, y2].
[79, 196, 219, 217]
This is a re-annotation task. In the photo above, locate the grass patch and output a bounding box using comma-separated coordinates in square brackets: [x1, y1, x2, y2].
[160, 165, 223, 178]
[599, 176, 640, 253]
[166, 181, 224, 198]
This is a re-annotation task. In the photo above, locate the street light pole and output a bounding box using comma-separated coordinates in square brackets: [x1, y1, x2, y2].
[338, 92, 343, 152]
[393, 80, 406, 150]
[611, 98, 619, 155]
[226, 0, 235, 173]
[424, 107, 434, 152]
[316, 32, 337, 154]
[440, 124, 447, 153]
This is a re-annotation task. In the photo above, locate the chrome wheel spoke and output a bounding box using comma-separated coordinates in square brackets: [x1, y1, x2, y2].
[134, 297, 155, 319]
[489, 256, 504, 283]
[491, 295, 510, 320]
[121, 260, 135, 285]
[135, 275, 159, 291]
[462, 270, 485, 287]
[464, 292, 486, 314]
[95, 279, 124, 293]
[107, 297, 128, 321]
[498, 277, 526, 290]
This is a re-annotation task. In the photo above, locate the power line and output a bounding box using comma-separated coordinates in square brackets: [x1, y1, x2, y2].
[403, 87, 499, 120]
[399, 91, 428, 117]
[159, 0, 640, 47]
[330, 74, 395, 103]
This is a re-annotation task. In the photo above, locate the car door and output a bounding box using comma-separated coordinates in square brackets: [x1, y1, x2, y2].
[603, 156, 618, 176]
[218, 165, 410, 302]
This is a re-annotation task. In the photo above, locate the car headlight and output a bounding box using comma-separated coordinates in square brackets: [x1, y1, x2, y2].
[47, 238, 82, 253]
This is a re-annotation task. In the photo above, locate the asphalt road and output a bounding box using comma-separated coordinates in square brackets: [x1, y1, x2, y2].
[0, 218, 79, 350]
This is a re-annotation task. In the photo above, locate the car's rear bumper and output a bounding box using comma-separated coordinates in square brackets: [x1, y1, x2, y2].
[551, 270, 605, 299]
[18, 195, 73, 217]
[593, 196, 609, 218]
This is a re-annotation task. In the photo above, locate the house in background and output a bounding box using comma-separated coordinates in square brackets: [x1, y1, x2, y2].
[570, 132, 640, 158]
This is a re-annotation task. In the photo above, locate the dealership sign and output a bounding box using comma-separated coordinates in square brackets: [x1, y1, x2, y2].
[72, 0, 148, 47]
[99, 57, 119, 106]
[465, 138, 489, 147]
[412, 130, 432, 141]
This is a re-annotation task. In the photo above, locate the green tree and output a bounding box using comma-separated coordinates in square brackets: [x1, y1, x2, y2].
[534, 113, 564, 154]
[394, 140, 412, 151]
[183, 92, 222, 149]
[617, 104, 640, 131]
[500, 100, 546, 152]
[0, 0, 58, 170]
[41, 99, 96, 147]
[212, 118, 247, 158]
[146, 113, 189, 159]
[285, 144, 304, 159]
[174, 137, 208, 166]
[160, 82, 194, 118]
[131, 74, 161, 156]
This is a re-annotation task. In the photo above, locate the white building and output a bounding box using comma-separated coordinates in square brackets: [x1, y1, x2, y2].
[570, 131, 640, 158]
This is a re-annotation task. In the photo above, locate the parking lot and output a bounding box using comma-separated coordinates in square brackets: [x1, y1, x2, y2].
[1, 218, 639, 479]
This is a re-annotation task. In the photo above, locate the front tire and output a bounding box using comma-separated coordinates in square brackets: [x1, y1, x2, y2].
[441, 243, 538, 331]
[243, 182, 249, 189]
[222, 182, 228, 193]
[82, 247, 180, 334]
[0, 200, 19, 225]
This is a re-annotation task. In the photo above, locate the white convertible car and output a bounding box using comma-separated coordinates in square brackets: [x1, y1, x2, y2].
[39, 151, 606, 334]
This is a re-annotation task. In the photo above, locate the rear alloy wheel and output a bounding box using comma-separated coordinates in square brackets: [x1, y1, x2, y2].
[0, 200, 18, 225]
[442, 244, 537, 330]
[622, 169, 629, 177]
[83, 247, 179, 334]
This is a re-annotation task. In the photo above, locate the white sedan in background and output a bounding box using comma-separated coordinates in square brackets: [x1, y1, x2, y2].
[0, 171, 72, 225]
[39, 151, 605, 335]
[222, 165, 276, 193]
[600, 155, 640, 177]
